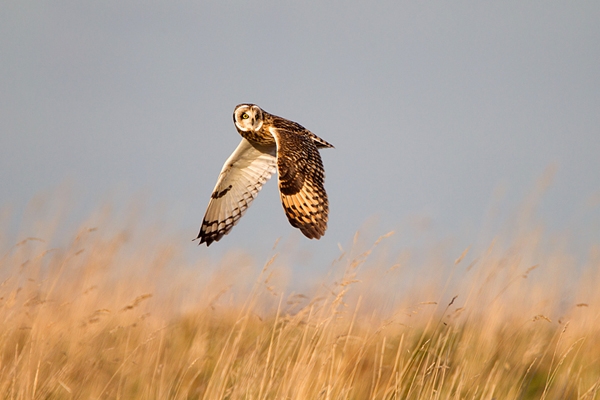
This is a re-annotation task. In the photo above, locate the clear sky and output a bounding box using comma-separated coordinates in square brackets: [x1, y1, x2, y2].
[1, 2, 599, 273]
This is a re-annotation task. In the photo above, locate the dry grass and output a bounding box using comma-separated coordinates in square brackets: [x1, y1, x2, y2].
[1, 203, 599, 399]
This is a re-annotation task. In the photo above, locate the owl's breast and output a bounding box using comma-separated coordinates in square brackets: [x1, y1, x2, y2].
[238, 128, 276, 146]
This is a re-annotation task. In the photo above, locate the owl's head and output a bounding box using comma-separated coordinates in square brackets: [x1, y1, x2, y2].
[233, 104, 264, 132]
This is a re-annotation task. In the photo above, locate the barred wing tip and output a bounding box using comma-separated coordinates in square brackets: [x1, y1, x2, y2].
[195, 220, 230, 247]
[193, 233, 213, 247]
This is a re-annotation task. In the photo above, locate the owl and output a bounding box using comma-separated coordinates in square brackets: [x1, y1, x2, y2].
[196, 104, 333, 246]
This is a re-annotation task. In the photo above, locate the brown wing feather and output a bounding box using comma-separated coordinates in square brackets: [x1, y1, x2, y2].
[270, 127, 329, 239]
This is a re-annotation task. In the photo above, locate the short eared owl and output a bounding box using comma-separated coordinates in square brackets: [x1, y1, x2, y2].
[196, 104, 333, 246]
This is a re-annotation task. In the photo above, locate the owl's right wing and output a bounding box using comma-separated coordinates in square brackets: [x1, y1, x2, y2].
[196, 138, 277, 246]
[270, 127, 329, 240]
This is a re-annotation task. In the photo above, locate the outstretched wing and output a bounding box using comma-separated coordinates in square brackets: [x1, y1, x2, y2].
[270, 127, 329, 239]
[196, 138, 277, 246]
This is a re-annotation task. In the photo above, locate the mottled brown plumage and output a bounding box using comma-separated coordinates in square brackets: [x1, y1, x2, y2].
[196, 104, 333, 246]
[271, 127, 329, 239]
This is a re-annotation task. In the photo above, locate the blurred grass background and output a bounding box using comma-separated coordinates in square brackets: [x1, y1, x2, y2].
[1, 191, 599, 399]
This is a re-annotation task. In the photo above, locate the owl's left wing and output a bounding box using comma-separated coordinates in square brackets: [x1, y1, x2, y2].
[270, 127, 329, 239]
[196, 138, 277, 246]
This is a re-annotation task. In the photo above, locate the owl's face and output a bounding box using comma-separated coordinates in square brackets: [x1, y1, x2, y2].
[233, 104, 264, 132]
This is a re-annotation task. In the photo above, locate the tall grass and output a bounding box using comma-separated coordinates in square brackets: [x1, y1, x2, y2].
[1, 201, 599, 399]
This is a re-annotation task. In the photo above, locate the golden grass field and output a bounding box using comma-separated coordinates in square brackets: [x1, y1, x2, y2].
[1, 196, 599, 399]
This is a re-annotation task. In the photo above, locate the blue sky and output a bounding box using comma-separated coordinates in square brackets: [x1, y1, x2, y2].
[1, 2, 599, 273]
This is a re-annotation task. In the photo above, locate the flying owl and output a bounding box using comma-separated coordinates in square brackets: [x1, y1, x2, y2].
[195, 104, 334, 246]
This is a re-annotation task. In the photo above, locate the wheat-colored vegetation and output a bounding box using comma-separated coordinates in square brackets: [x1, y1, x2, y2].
[1, 199, 599, 399]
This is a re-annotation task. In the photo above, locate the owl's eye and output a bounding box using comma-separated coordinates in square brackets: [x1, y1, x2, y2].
[241, 113, 250, 119]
